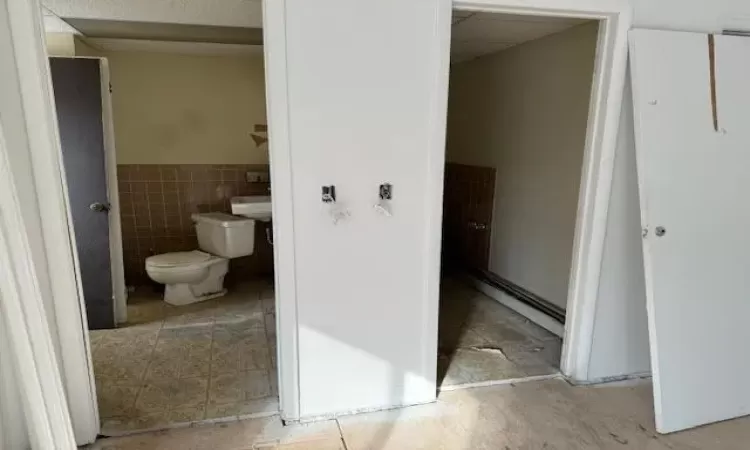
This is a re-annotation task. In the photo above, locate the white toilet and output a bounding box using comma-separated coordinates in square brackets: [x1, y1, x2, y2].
[145, 212, 256, 306]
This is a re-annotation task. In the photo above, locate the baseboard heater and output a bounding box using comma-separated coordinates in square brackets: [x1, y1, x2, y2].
[470, 268, 566, 324]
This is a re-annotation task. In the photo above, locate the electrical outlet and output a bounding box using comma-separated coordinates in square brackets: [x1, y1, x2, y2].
[246, 171, 263, 182]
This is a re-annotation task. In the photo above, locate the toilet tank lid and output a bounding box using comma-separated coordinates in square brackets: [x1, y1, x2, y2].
[192, 212, 254, 228]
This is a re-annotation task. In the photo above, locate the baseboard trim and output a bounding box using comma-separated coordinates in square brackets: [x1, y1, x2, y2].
[565, 371, 652, 386]
[470, 276, 566, 338]
[296, 399, 437, 424]
[439, 373, 562, 392]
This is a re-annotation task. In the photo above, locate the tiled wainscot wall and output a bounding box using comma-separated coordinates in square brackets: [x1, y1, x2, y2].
[117, 164, 273, 286]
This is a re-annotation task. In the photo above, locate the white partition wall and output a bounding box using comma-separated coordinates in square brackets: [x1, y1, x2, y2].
[267, 0, 451, 418]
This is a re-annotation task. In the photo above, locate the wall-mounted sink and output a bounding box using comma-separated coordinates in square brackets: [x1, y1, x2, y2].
[231, 196, 272, 222]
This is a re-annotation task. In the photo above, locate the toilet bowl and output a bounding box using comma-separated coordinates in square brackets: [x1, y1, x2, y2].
[146, 251, 229, 305]
[144, 213, 256, 306]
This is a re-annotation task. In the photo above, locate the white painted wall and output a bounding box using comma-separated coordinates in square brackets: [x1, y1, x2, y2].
[630, 0, 750, 32]
[282, 0, 448, 417]
[447, 23, 598, 310]
[587, 79, 650, 380]
[0, 319, 29, 449]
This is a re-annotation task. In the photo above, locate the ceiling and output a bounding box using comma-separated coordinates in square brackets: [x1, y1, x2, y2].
[44, 3, 587, 61]
[451, 11, 589, 63]
[65, 19, 263, 45]
[42, 0, 263, 29]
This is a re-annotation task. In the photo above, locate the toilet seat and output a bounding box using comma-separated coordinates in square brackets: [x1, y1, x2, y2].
[146, 250, 215, 270]
[146, 250, 226, 283]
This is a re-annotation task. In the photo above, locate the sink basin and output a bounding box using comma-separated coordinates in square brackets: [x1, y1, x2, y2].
[231, 196, 272, 222]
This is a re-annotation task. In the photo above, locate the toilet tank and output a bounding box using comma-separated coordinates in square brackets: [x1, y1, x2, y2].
[192, 213, 255, 258]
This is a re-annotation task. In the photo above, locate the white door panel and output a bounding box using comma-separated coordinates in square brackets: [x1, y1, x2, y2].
[630, 29, 750, 433]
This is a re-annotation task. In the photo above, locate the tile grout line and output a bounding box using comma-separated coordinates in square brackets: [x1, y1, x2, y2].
[439, 372, 562, 393]
[104, 301, 167, 433]
[202, 308, 218, 421]
[262, 287, 276, 400]
[335, 418, 350, 450]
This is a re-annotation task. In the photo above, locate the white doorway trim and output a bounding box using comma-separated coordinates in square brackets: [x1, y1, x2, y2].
[3, 0, 100, 444]
[448, 0, 631, 382]
[262, 0, 301, 421]
[99, 57, 129, 325]
[0, 1, 77, 445]
[0, 132, 77, 449]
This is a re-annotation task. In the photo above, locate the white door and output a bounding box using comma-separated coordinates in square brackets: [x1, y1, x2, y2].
[630, 29, 750, 433]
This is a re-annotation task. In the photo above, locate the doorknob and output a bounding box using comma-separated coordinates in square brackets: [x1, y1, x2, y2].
[89, 202, 110, 213]
[468, 221, 487, 230]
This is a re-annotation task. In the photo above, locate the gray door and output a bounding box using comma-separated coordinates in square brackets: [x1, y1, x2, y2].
[49, 57, 114, 330]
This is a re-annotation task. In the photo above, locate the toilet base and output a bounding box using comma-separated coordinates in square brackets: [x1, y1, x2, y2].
[162, 259, 229, 306]
[164, 285, 227, 306]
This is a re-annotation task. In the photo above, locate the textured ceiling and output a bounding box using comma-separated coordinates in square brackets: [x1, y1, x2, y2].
[65, 19, 263, 45]
[451, 11, 589, 63]
[43, 2, 586, 60]
[43, 0, 263, 28]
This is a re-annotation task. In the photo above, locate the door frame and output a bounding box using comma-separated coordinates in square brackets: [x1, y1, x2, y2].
[447, 0, 631, 382]
[1, 0, 86, 445]
[4, 0, 294, 443]
[263, 0, 301, 421]
[0, 131, 77, 448]
[99, 57, 128, 325]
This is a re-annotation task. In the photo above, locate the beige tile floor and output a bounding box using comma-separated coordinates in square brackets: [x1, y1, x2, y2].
[438, 278, 561, 388]
[88, 378, 750, 449]
[91, 277, 557, 437]
[91, 281, 278, 436]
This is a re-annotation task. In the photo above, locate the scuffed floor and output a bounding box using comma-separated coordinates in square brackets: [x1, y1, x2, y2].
[88, 378, 750, 449]
[90, 281, 278, 435]
[438, 278, 561, 388]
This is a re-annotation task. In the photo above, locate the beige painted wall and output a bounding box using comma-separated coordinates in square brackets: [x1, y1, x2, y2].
[45, 32, 76, 56]
[73, 36, 100, 57]
[102, 50, 267, 164]
[44, 37, 267, 164]
[446, 22, 598, 310]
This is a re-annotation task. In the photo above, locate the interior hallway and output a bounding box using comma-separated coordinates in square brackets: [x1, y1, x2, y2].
[91, 281, 278, 435]
[87, 377, 750, 449]
[438, 278, 561, 388]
